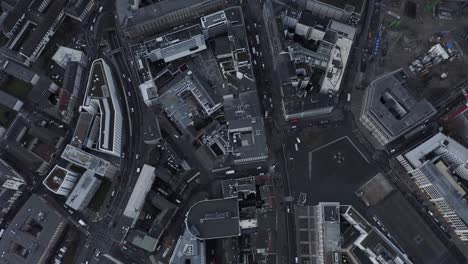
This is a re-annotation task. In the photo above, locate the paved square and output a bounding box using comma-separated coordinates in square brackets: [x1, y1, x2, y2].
[288, 135, 378, 207]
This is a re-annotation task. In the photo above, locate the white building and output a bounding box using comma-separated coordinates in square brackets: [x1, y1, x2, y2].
[61, 144, 118, 179]
[139, 79, 158, 107]
[52, 46, 87, 68]
[397, 132, 468, 241]
[144, 25, 207, 63]
[82, 59, 123, 157]
[123, 164, 156, 227]
[42, 165, 79, 196]
[65, 170, 101, 211]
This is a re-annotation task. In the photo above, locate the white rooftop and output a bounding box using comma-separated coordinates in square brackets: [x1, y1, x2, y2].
[123, 164, 156, 223]
[404, 132, 468, 168]
[52, 46, 86, 68]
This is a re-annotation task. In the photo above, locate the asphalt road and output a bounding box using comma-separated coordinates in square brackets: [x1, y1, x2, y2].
[73, 1, 146, 262]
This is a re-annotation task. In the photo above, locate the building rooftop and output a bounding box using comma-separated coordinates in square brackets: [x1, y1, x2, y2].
[0, 194, 67, 264]
[52, 46, 86, 68]
[221, 176, 256, 198]
[127, 230, 159, 252]
[170, 228, 206, 264]
[61, 144, 112, 177]
[158, 69, 222, 129]
[0, 90, 22, 111]
[0, 158, 23, 181]
[42, 165, 74, 192]
[404, 132, 468, 169]
[65, 170, 101, 211]
[342, 204, 414, 264]
[305, 0, 365, 14]
[201, 10, 227, 29]
[401, 133, 468, 239]
[123, 164, 156, 223]
[0, 55, 39, 84]
[120, 0, 215, 27]
[360, 69, 436, 146]
[82, 59, 122, 156]
[282, 15, 355, 119]
[65, 0, 93, 21]
[186, 197, 240, 239]
[18, 0, 67, 58]
[70, 112, 96, 148]
[223, 91, 268, 164]
[143, 25, 207, 63]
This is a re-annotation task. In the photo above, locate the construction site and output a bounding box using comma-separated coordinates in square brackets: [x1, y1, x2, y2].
[363, 0, 468, 104]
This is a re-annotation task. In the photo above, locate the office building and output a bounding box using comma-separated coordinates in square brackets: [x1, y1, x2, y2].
[0, 54, 40, 84]
[144, 25, 207, 63]
[1, 0, 67, 65]
[64, 0, 95, 22]
[282, 12, 355, 120]
[65, 170, 101, 211]
[1, 0, 95, 66]
[61, 144, 118, 179]
[123, 164, 156, 227]
[298, 0, 364, 23]
[118, 0, 224, 39]
[0, 195, 68, 264]
[223, 91, 268, 165]
[139, 80, 158, 107]
[0, 90, 23, 111]
[52, 46, 87, 68]
[0, 158, 25, 225]
[42, 165, 79, 196]
[359, 69, 436, 149]
[59, 61, 85, 124]
[170, 228, 206, 264]
[201, 10, 228, 37]
[295, 202, 413, 264]
[70, 112, 99, 149]
[186, 197, 240, 240]
[157, 68, 222, 130]
[82, 59, 123, 157]
[397, 133, 468, 241]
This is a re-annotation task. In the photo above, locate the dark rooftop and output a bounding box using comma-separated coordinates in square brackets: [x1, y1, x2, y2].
[186, 197, 240, 239]
[86, 60, 106, 98]
[19, 0, 67, 58]
[298, 11, 330, 29]
[0, 194, 67, 264]
[362, 69, 436, 139]
[71, 112, 95, 147]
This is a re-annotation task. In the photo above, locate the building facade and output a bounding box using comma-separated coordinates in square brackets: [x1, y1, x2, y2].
[396, 133, 468, 241]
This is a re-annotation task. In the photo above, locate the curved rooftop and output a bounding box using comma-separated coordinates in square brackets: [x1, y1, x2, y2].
[186, 197, 240, 240]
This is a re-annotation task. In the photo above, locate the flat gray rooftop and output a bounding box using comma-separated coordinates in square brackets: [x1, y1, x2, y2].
[186, 197, 240, 240]
[365, 69, 436, 138]
[71, 112, 95, 147]
[65, 170, 101, 211]
[317, 0, 365, 14]
[121, 0, 216, 26]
